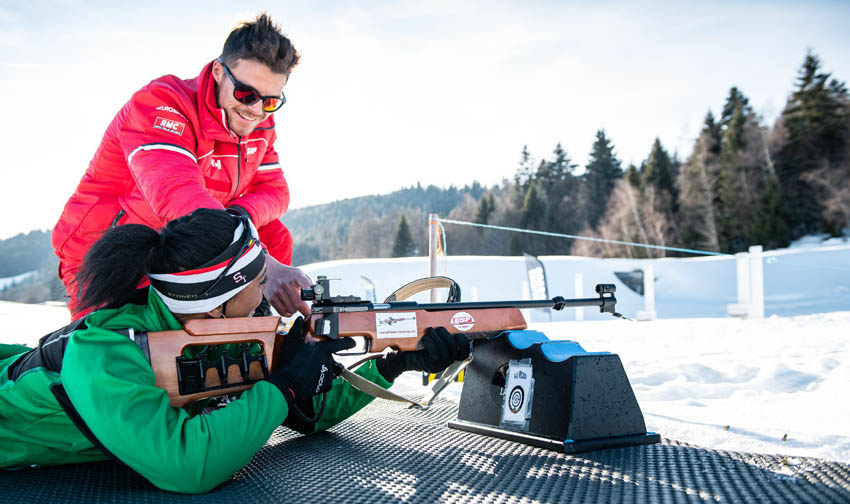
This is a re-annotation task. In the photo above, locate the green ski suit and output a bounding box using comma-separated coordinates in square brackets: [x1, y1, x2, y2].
[0, 290, 391, 493]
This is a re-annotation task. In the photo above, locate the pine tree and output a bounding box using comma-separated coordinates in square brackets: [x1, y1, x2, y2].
[720, 86, 751, 127]
[545, 142, 576, 181]
[475, 193, 495, 225]
[776, 51, 850, 237]
[391, 215, 415, 257]
[521, 181, 547, 229]
[641, 138, 676, 198]
[584, 129, 623, 228]
[751, 177, 790, 249]
[536, 144, 581, 252]
[704, 110, 722, 155]
[514, 145, 535, 189]
[716, 90, 757, 252]
[677, 113, 721, 252]
[625, 164, 641, 187]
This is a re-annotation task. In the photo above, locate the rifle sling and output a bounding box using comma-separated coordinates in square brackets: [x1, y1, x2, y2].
[340, 356, 471, 410]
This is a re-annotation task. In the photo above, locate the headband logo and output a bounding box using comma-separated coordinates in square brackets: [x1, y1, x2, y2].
[233, 271, 247, 284]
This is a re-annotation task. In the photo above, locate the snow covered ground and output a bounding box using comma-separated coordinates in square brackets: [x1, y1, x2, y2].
[391, 313, 850, 465]
[2, 240, 848, 463]
[3, 299, 848, 464]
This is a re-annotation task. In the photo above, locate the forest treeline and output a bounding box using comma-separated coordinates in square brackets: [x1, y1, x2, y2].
[287, 51, 849, 263]
[2, 52, 848, 302]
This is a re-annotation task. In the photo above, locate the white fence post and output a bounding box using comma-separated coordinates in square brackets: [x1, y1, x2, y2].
[727, 251, 751, 317]
[574, 273, 584, 321]
[636, 263, 657, 321]
[428, 213, 439, 302]
[727, 245, 764, 319]
[749, 245, 765, 319]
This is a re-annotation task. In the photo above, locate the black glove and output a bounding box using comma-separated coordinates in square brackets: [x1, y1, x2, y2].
[266, 317, 355, 404]
[376, 327, 470, 382]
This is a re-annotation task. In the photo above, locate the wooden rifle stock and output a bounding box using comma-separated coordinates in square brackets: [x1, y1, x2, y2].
[142, 280, 615, 408]
[143, 308, 527, 408]
[145, 316, 285, 407]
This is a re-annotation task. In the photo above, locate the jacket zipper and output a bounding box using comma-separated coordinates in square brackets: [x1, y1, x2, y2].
[233, 140, 242, 200]
[110, 209, 126, 228]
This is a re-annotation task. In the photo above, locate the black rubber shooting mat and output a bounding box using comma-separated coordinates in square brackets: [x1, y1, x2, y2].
[2, 399, 849, 503]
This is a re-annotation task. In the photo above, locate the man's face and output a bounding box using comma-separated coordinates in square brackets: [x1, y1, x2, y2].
[213, 58, 287, 137]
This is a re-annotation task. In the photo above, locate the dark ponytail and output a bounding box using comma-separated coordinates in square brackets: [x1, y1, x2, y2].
[76, 208, 240, 312]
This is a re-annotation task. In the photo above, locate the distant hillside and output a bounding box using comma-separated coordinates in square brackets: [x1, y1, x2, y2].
[283, 182, 488, 265]
[0, 230, 54, 277]
[0, 230, 64, 304]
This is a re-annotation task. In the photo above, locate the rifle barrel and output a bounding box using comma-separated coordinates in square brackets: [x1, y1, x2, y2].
[383, 297, 606, 311]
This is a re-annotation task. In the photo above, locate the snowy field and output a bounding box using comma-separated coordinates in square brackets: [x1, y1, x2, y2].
[2, 239, 848, 464]
[391, 313, 850, 464]
[3, 300, 848, 464]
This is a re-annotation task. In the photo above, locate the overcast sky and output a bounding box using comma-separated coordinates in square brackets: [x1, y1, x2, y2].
[1, 0, 849, 239]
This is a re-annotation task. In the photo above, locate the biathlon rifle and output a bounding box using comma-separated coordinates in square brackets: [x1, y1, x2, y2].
[140, 276, 616, 407]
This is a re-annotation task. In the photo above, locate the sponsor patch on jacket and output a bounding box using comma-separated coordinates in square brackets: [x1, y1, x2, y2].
[155, 105, 186, 118]
[153, 116, 186, 136]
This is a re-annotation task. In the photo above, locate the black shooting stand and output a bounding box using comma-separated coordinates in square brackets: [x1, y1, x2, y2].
[449, 330, 660, 453]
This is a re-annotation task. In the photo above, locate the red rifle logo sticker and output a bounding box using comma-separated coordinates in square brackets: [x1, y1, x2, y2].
[450, 312, 475, 331]
[153, 116, 186, 136]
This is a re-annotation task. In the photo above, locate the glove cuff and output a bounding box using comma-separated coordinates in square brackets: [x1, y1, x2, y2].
[265, 374, 296, 405]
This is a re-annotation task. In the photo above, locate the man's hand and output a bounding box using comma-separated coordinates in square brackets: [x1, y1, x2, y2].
[264, 255, 312, 317]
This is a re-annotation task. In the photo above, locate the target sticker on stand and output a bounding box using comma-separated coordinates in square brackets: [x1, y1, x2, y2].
[500, 359, 534, 430]
[508, 386, 525, 414]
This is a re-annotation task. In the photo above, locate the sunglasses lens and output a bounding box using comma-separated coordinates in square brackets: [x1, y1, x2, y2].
[262, 97, 282, 112]
[233, 84, 260, 105]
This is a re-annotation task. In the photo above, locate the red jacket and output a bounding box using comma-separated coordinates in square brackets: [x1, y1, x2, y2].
[53, 61, 293, 303]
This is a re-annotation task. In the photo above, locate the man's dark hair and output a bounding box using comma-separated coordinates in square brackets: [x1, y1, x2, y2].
[221, 12, 300, 75]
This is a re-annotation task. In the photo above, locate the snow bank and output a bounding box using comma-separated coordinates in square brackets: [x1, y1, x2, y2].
[387, 312, 850, 464]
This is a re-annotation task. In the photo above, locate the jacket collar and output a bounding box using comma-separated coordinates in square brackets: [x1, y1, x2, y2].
[142, 289, 183, 332]
[197, 60, 276, 142]
[81, 288, 182, 333]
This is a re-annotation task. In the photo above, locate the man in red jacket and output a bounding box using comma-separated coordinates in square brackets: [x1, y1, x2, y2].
[52, 13, 310, 319]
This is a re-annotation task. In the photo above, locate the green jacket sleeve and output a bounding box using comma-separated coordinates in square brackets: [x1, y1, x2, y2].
[61, 326, 290, 494]
[0, 343, 30, 361]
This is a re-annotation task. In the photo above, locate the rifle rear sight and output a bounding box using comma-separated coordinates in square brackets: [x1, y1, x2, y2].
[301, 276, 363, 306]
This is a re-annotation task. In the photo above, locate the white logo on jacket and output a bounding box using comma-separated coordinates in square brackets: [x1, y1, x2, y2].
[155, 105, 186, 119]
